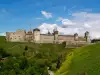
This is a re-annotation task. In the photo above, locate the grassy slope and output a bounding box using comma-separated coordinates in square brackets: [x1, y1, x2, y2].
[0, 36, 74, 72]
[55, 43, 100, 75]
[0, 36, 72, 60]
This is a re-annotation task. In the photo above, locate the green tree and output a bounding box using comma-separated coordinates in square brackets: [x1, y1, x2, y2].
[24, 46, 28, 51]
[56, 56, 62, 69]
[20, 57, 28, 70]
[0, 48, 10, 58]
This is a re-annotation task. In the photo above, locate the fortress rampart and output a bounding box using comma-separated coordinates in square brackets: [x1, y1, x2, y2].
[6, 28, 91, 45]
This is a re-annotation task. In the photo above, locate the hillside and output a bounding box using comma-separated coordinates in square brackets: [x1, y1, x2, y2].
[55, 43, 100, 75]
[0, 36, 73, 75]
[0, 36, 70, 56]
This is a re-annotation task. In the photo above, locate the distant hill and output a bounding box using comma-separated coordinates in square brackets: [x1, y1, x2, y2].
[55, 43, 100, 75]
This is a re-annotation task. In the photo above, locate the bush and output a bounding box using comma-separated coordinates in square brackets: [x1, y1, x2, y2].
[19, 57, 28, 70]
[51, 63, 57, 71]
[24, 46, 28, 51]
[62, 41, 66, 48]
[0, 48, 10, 58]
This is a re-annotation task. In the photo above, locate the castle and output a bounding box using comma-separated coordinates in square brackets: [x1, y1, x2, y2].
[6, 28, 91, 45]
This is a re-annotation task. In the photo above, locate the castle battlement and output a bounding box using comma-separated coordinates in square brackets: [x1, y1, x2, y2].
[6, 28, 91, 44]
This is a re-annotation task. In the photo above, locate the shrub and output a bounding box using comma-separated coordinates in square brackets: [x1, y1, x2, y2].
[24, 46, 28, 51]
[19, 57, 28, 70]
[0, 48, 10, 58]
[62, 41, 66, 48]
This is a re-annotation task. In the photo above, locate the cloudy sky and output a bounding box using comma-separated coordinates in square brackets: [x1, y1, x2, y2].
[0, 0, 100, 39]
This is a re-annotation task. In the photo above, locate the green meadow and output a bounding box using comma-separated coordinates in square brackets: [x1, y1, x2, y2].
[55, 43, 100, 75]
[0, 36, 72, 75]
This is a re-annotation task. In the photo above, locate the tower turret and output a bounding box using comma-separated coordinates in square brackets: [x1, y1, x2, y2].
[47, 28, 51, 35]
[74, 33, 78, 41]
[53, 27, 59, 43]
[84, 31, 91, 43]
[48, 31, 51, 35]
[26, 26, 33, 42]
[33, 28, 40, 43]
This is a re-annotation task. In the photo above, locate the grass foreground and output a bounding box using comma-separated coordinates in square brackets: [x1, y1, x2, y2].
[55, 43, 100, 75]
[0, 36, 73, 75]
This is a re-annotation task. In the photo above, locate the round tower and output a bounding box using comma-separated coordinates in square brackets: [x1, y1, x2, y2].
[84, 31, 91, 43]
[53, 28, 59, 43]
[74, 33, 78, 41]
[48, 30, 51, 35]
[33, 28, 40, 43]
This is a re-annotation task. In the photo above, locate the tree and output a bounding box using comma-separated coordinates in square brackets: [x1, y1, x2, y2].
[20, 57, 28, 70]
[24, 46, 28, 51]
[0, 48, 10, 58]
[23, 52, 25, 56]
[62, 41, 66, 48]
[56, 55, 62, 69]
[8, 70, 16, 75]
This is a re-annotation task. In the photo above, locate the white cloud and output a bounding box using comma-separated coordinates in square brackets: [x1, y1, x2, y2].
[56, 17, 63, 21]
[61, 19, 76, 25]
[38, 12, 100, 39]
[72, 12, 100, 39]
[38, 23, 57, 34]
[84, 23, 91, 28]
[41, 11, 52, 19]
[0, 32, 6, 36]
[57, 17, 76, 25]
[57, 17, 76, 28]
[38, 23, 83, 35]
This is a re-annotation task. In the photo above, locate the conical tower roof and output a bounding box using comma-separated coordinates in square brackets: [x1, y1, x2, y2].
[33, 28, 40, 31]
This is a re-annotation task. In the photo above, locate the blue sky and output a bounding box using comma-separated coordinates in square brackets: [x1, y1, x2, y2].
[0, 0, 100, 38]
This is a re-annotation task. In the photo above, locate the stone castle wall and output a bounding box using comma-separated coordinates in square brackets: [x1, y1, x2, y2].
[58, 35, 74, 43]
[6, 30, 26, 42]
[66, 41, 88, 48]
[40, 34, 54, 43]
[6, 28, 90, 45]
[33, 31, 40, 42]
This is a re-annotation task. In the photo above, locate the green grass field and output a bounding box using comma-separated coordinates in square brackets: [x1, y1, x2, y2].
[0, 36, 73, 71]
[0, 36, 72, 56]
[1, 36, 100, 75]
[55, 43, 100, 75]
